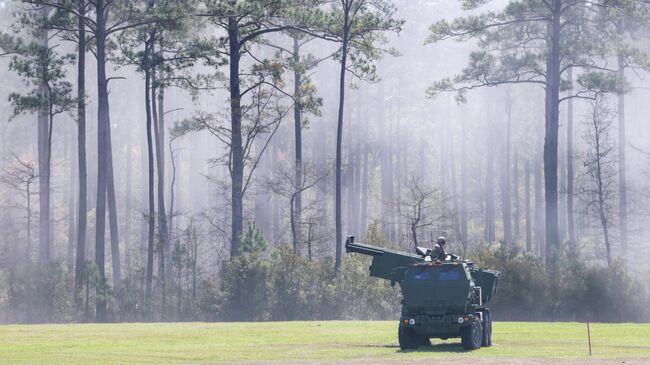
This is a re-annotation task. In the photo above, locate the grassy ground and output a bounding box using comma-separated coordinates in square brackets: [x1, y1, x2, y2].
[0, 321, 648, 364]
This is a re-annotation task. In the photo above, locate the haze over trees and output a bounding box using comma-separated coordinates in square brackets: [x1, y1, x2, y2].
[0, 0, 649, 323]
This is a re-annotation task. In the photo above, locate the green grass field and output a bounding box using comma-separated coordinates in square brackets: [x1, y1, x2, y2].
[0, 321, 648, 364]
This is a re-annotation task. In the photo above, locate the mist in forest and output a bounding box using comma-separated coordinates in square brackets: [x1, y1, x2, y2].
[1, 0, 649, 323]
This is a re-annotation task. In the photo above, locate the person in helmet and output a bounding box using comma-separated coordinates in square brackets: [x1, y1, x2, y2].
[430, 236, 447, 261]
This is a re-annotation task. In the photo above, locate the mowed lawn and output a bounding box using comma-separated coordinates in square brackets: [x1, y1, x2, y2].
[0, 321, 649, 364]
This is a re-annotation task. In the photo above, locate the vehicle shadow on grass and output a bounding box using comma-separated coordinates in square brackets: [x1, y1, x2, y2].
[362, 343, 466, 353]
[399, 343, 466, 353]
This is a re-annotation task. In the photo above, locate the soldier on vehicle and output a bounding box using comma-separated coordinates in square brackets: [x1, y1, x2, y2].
[430, 236, 446, 261]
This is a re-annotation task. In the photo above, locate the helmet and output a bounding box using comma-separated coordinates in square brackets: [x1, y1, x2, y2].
[437, 236, 446, 246]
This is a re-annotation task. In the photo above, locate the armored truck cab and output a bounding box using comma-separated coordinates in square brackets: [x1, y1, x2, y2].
[345, 237, 500, 350]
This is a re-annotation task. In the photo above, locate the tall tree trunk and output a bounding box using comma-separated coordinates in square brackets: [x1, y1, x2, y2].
[168, 137, 177, 244]
[38, 8, 51, 264]
[346, 121, 355, 237]
[395, 113, 403, 243]
[144, 38, 155, 315]
[558, 132, 567, 244]
[500, 144, 512, 246]
[485, 135, 495, 243]
[94, 1, 109, 321]
[177, 263, 182, 320]
[439, 132, 448, 245]
[449, 128, 460, 248]
[138, 149, 147, 311]
[125, 137, 133, 276]
[152, 67, 167, 312]
[292, 35, 303, 254]
[543, 1, 562, 270]
[501, 93, 512, 246]
[74, 0, 87, 293]
[476, 157, 484, 218]
[107, 133, 121, 291]
[440, 110, 448, 195]
[566, 68, 576, 257]
[102, 16, 121, 292]
[355, 131, 361, 237]
[379, 84, 393, 241]
[534, 156, 544, 258]
[228, 17, 244, 258]
[558, 81, 568, 246]
[157, 53, 172, 279]
[140, 136, 148, 280]
[314, 107, 328, 250]
[525, 160, 532, 252]
[460, 117, 468, 254]
[26, 183, 33, 262]
[513, 151, 520, 242]
[67, 133, 76, 271]
[357, 89, 368, 235]
[334, 14, 350, 271]
[289, 190, 299, 254]
[617, 50, 628, 265]
[353, 107, 362, 237]
[272, 139, 281, 243]
[360, 140, 369, 234]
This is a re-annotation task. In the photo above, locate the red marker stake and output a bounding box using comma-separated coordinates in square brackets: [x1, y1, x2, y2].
[587, 321, 592, 356]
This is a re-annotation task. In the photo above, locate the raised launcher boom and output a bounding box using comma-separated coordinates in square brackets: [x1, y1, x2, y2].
[345, 235, 501, 350]
[344, 238, 424, 280]
[344, 236, 500, 305]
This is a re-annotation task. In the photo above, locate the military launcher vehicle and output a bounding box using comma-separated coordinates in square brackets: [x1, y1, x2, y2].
[345, 236, 500, 350]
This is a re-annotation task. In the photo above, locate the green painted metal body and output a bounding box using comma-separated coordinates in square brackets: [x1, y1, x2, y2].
[345, 238, 500, 339]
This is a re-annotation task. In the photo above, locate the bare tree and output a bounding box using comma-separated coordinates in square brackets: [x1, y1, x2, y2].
[266, 161, 330, 254]
[578, 95, 618, 267]
[396, 176, 450, 252]
[185, 84, 290, 248]
[0, 155, 38, 261]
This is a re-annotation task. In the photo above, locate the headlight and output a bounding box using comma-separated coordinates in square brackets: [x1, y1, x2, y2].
[457, 317, 464, 324]
[408, 318, 415, 325]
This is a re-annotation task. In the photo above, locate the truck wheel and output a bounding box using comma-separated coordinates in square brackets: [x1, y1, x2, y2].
[482, 310, 492, 347]
[461, 317, 483, 350]
[398, 326, 418, 350]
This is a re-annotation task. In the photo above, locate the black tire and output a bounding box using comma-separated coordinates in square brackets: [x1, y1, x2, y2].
[481, 310, 492, 347]
[398, 326, 419, 350]
[487, 312, 493, 346]
[460, 317, 483, 350]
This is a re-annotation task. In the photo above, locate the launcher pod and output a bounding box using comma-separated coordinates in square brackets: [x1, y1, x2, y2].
[345, 236, 500, 350]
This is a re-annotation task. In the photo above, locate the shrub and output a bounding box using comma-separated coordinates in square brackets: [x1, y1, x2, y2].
[219, 253, 273, 321]
[472, 244, 648, 322]
[269, 248, 335, 320]
[195, 279, 221, 321]
[0, 269, 7, 322]
[4, 262, 79, 323]
[212, 224, 650, 323]
[328, 253, 401, 320]
[219, 223, 273, 321]
[473, 245, 550, 321]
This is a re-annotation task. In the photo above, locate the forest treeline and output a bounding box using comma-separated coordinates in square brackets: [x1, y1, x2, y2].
[1, 0, 650, 323]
